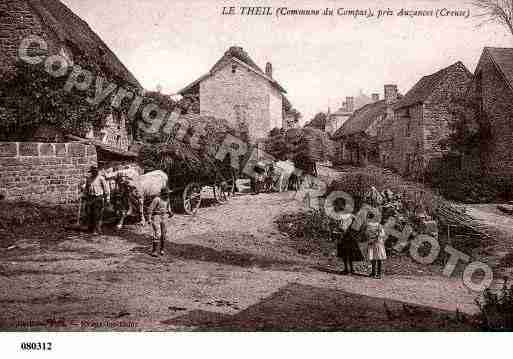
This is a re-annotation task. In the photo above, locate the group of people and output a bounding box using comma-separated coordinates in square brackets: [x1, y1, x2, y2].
[331, 199, 387, 279]
[82, 165, 173, 257]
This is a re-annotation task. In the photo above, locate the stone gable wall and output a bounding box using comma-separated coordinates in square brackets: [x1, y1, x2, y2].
[200, 61, 282, 141]
[0, 142, 97, 204]
[423, 64, 473, 162]
[268, 84, 283, 130]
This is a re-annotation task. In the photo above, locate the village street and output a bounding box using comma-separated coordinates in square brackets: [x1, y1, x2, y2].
[0, 179, 485, 331]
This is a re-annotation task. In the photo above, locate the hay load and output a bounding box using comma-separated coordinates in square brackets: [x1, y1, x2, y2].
[140, 114, 239, 186]
[164, 114, 237, 158]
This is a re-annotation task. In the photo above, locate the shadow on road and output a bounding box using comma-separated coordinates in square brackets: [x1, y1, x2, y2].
[162, 283, 477, 331]
[123, 229, 300, 269]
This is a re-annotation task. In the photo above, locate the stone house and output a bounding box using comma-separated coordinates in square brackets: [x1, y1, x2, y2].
[473, 47, 513, 181]
[178, 46, 290, 141]
[332, 85, 400, 166]
[386, 62, 473, 177]
[0, 0, 142, 152]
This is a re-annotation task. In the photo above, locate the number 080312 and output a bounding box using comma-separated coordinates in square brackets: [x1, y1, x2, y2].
[20, 342, 52, 351]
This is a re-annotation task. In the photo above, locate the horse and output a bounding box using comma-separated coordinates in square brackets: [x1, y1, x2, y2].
[113, 170, 169, 229]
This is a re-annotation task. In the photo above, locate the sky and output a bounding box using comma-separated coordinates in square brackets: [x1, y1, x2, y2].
[61, 0, 513, 124]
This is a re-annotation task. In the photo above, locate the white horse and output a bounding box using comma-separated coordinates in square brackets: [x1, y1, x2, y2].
[114, 170, 169, 229]
[274, 160, 297, 192]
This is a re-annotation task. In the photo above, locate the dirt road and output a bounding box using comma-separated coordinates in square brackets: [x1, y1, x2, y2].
[0, 191, 480, 331]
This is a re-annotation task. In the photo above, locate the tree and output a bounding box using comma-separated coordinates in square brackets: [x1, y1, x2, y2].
[441, 93, 484, 156]
[473, 0, 513, 36]
[132, 91, 178, 142]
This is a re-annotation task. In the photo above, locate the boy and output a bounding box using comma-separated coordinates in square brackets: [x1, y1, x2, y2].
[148, 188, 173, 257]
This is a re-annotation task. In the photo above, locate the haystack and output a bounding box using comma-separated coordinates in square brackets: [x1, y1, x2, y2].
[142, 114, 238, 186]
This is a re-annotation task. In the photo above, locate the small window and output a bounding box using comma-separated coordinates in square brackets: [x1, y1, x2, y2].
[232, 64, 237, 73]
[406, 118, 411, 137]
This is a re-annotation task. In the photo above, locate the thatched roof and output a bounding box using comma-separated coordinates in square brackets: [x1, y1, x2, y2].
[67, 134, 139, 158]
[0, 0, 141, 89]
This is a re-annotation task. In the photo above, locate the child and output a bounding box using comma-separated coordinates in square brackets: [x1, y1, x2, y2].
[331, 198, 364, 274]
[364, 211, 387, 279]
[148, 188, 173, 257]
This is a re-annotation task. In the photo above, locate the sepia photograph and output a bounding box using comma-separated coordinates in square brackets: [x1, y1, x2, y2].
[1, 0, 513, 355]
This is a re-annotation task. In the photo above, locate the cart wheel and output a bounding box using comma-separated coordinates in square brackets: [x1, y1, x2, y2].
[213, 183, 228, 203]
[183, 182, 202, 215]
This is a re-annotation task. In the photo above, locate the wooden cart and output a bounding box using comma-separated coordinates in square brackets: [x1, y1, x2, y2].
[169, 165, 237, 215]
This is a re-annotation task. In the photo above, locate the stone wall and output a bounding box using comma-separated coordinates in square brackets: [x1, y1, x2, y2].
[268, 84, 283, 131]
[391, 104, 424, 175]
[423, 64, 473, 162]
[200, 60, 283, 141]
[389, 64, 472, 177]
[0, 142, 97, 204]
[477, 53, 513, 180]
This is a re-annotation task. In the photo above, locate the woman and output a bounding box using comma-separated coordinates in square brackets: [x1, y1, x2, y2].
[363, 212, 387, 279]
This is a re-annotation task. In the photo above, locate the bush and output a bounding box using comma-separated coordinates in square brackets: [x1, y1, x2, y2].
[326, 171, 385, 211]
[0, 201, 76, 229]
[475, 282, 513, 331]
[275, 209, 336, 255]
[428, 164, 511, 203]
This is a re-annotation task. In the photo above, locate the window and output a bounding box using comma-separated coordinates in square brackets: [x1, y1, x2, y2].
[232, 64, 237, 74]
[405, 108, 412, 137]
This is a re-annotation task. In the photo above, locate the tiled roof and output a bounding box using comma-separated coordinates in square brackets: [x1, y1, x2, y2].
[394, 61, 468, 109]
[332, 100, 387, 139]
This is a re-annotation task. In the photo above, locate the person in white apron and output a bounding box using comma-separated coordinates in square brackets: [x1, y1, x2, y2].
[363, 212, 387, 279]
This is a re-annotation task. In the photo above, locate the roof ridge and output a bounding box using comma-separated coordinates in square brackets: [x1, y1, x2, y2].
[481, 47, 513, 96]
[395, 61, 467, 109]
[420, 61, 461, 80]
[26, 0, 141, 88]
[484, 46, 513, 50]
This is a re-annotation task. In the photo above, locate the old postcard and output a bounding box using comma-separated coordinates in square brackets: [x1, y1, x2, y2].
[1, 0, 513, 356]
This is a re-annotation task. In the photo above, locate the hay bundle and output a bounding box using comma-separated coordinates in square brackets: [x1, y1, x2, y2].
[139, 140, 218, 184]
[197, 116, 237, 157]
[141, 115, 238, 185]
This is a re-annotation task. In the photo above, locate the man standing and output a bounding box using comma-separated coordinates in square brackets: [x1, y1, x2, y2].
[85, 166, 110, 235]
[148, 188, 173, 257]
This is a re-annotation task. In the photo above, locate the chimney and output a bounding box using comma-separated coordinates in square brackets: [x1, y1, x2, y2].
[384, 84, 398, 104]
[372, 93, 380, 102]
[346, 96, 354, 112]
[265, 62, 273, 78]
